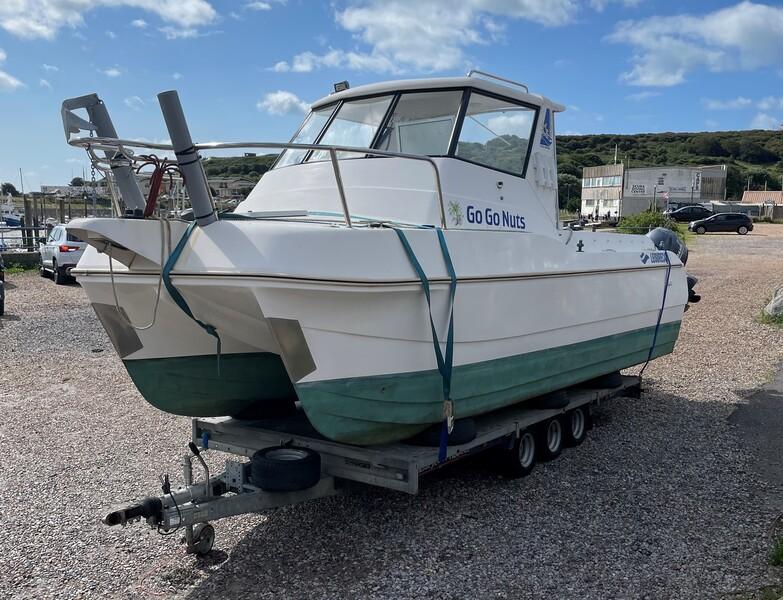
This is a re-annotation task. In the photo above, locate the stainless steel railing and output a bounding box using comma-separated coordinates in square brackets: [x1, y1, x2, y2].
[66, 137, 448, 228]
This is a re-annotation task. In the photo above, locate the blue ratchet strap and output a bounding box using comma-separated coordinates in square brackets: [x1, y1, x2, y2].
[162, 220, 222, 374]
[639, 250, 672, 379]
[391, 227, 457, 463]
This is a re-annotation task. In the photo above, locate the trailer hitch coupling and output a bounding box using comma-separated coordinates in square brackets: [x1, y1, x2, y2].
[103, 497, 163, 527]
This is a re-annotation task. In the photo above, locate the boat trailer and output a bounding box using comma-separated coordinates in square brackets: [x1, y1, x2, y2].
[104, 375, 641, 555]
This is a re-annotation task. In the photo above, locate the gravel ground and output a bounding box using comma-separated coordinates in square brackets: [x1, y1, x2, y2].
[1, 225, 783, 599]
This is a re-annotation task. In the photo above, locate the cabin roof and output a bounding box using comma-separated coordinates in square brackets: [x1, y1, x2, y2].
[311, 76, 565, 112]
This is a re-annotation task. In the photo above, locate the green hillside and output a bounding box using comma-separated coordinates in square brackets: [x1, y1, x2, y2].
[201, 154, 278, 179]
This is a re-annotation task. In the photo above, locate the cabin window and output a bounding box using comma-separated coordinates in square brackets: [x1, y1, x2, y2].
[456, 92, 535, 176]
[308, 95, 394, 162]
[276, 105, 336, 168]
[375, 91, 463, 156]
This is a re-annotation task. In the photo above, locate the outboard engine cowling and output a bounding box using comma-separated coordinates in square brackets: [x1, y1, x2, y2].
[646, 227, 687, 265]
[646, 227, 700, 304]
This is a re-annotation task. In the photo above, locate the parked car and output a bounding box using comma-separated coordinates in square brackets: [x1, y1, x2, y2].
[688, 212, 753, 235]
[0, 253, 5, 316]
[39, 224, 86, 284]
[664, 205, 713, 223]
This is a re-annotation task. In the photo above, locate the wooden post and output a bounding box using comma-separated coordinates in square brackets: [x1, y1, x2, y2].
[58, 198, 65, 224]
[23, 198, 33, 251]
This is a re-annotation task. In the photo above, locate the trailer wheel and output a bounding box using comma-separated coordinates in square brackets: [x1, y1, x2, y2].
[251, 446, 321, 492]
[563, 407, 588, 447]
[537, 418, 563, 461]
[501, 429, 537, 477]
[191, 523, 215, 556]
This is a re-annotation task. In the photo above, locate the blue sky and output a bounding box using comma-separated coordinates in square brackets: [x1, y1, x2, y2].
[1, 0, 782, 191]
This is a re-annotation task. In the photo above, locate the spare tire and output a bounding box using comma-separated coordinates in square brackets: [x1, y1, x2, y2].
[251, 446, 321, 492]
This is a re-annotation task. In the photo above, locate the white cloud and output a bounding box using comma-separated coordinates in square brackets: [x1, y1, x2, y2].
[159, 26, 198, 39]
[257, 90, 309, 115]
[131, 19, 148, 28]
[0, 48, 23, 91]
[100, 66, 122, 77]
[589, 0, 641, 9]
[124, 95, 145, 110]
[39, 78, 51, 88]
[626, 91, 660, 101]
[750, 112, 781, 129]
[173, 71, 183, 79]
[245, 1, 271, 9]
[106, 29, 116, 38]
[608, 2, 783, 87]
[271, 0, 627, 74]
[0, 0, 217, 40]
[703, 96, 753, 110]
[272, 49, 398, 73]
[758, 96, 783, 111]
[42, 63, 58, 71]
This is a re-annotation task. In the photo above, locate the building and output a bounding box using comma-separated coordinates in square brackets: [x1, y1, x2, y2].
[580, 164, 727, 219]
[741, 190, 783, 205]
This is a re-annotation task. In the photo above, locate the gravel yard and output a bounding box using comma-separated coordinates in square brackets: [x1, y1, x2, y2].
[2, 225, 783, 599]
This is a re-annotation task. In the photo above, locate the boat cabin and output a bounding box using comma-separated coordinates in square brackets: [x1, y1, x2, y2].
[236, 72, 565, 233]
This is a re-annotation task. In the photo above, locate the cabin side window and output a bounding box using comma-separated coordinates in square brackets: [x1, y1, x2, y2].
[375, 90, 463, 156]
[455, 92, 535, 176]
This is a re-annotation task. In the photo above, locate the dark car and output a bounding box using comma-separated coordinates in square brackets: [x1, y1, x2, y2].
[688, 212, 753, 235]
[0, 254, 4, 316]
[664, 205, 713, 222]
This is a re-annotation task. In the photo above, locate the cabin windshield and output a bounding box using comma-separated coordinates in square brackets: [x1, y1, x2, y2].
[273, 87, 539, 178]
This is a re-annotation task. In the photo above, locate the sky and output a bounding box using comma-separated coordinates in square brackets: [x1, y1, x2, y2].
[0, 0, 782, 191]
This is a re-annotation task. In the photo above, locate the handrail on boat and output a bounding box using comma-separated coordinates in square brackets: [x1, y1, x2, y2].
[66, 136, 448, 229]
[466, 69, 529, 94]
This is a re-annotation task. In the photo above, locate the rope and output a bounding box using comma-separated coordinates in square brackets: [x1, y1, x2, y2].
[107, 217, 171, 331]
[390, 227, 457, 463]
[161, 221, 222, 374]
[639, 250, 672, 380]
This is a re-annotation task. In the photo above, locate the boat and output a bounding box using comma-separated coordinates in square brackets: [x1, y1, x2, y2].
[62, 72, 693, 445]
[0, 201, 22, 227]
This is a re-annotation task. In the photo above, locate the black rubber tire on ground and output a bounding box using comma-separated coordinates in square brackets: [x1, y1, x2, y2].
[407, 418, 477, 446]
[536, 418, 564, 461]
[563, 406, 588, 447]
[53, 260, 66, 285]
[191, 522, 215, 556]
[738, 226, 748, 235]
[250, 446, 321, 492]
[696, 226, 706, 235]
[500, 429, 537, 478]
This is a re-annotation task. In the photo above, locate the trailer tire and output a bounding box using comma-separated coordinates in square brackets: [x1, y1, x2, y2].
[408, 418, 477, 447]
[500, 429, 537, 478]
[251, 446, 321, 492]
[537, 418, 563, 461]
[563, 407, 588, 447]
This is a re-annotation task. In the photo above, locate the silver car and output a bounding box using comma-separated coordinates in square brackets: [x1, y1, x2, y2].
[39, 224, 86, 284]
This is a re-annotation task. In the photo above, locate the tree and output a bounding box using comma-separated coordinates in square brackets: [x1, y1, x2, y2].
[70, 177, 84, 187]
[1, 182, 19, 196]
[557, 173, 582, 211]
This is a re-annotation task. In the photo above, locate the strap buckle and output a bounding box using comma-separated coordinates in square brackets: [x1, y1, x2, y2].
[443, 400, 454, 434]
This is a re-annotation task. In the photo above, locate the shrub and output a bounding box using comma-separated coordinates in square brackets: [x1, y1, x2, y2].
[617, 211, 682, 237]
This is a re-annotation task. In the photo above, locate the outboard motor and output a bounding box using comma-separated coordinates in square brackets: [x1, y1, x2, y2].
[646, 227, 700, 304]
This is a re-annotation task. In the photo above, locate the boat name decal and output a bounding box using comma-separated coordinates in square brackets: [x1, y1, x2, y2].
[640, 251, 667, 264]
[466, 205, 526, 230]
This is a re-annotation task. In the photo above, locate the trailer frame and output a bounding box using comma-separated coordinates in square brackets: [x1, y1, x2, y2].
[104, 375, 641, 555]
